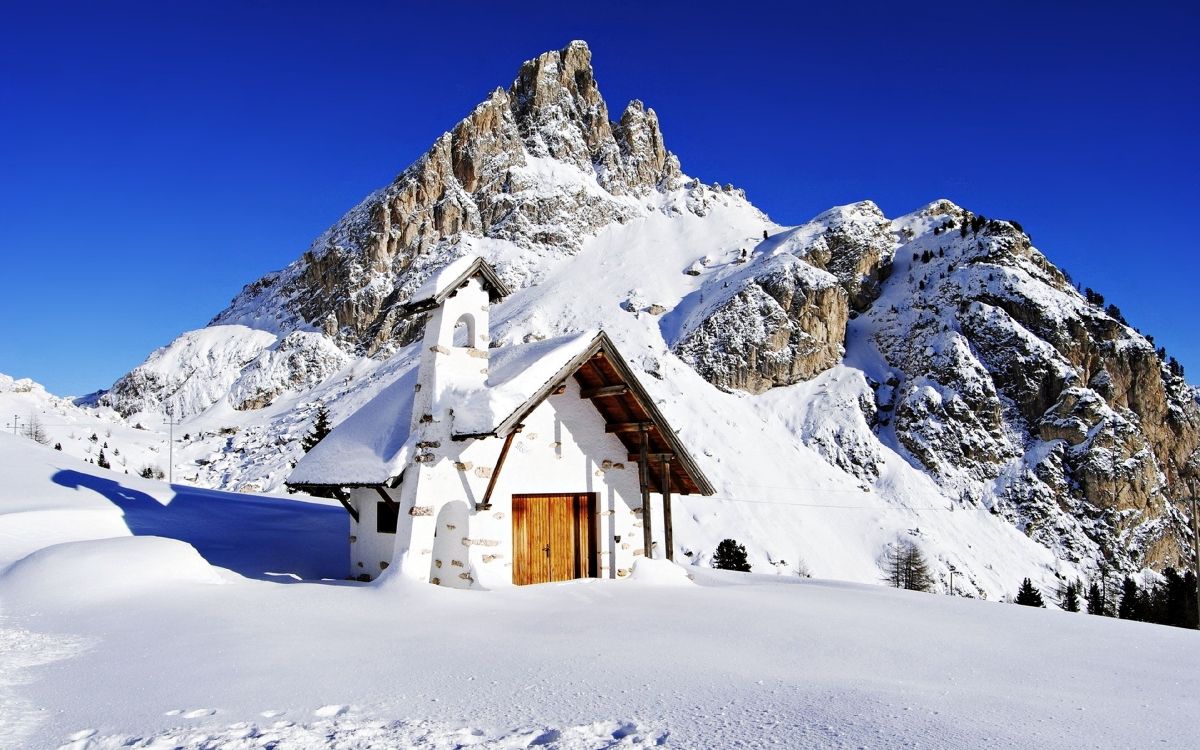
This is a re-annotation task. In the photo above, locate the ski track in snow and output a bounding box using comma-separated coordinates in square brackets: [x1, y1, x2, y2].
[55, 717, 666, 750]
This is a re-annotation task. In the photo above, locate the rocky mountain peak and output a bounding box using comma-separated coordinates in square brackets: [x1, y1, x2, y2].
[209, 41, 690, 357]
[510, 40, 604, 126]
[506, 40, 676, 194]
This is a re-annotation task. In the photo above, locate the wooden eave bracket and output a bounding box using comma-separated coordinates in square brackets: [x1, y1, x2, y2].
[374, 486, 399, 510]
[477, 425, 522, 511]
[332, 488, 360, 523]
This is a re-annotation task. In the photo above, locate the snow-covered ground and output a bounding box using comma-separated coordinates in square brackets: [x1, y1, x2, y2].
[1, 433, 1197, 749]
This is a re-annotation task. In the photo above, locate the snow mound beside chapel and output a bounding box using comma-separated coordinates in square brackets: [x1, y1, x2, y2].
[0, 536, 224, 607]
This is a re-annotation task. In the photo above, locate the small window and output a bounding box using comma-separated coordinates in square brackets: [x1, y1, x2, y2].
[377, 501, 399, 534]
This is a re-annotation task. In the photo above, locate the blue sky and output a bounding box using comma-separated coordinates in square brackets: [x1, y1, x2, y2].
[1, 1, 1196, 395]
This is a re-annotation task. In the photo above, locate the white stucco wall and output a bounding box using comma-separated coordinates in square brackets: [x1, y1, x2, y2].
[349, 377, 660, 587]
[348, 486, 404, 579]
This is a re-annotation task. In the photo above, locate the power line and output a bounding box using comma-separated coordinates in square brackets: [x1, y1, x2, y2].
[722, 481, 881, 494]
[693, 496, 957, 511]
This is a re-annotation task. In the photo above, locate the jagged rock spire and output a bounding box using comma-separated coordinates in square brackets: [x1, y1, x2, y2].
[212, 40, 683, 355]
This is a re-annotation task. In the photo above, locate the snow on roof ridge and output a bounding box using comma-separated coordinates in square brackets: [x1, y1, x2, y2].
[450, 331, 600, 438]
[287, 331, 599, 487]
[403, 256, 511, 315]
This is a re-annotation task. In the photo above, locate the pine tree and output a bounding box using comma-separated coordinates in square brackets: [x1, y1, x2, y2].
[1118, 576, 1145, 621]
[301, 404, 332, 452]
[1087, 577, 1120, 617]
[1184, 571, 1199, 629]
[1059, 580, 1081, 612]
[1015, 578, 1045, 607]
[53, 442, 62, 451]
[96, 449, 110, 470]
[712, 538, 751, 572]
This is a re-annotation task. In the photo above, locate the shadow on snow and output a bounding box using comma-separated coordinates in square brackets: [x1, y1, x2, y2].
[51, 470, 348, 582]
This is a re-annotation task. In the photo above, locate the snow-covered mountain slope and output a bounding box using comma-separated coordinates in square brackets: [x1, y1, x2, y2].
[0, 374, 179, 479]
[51, 40, 1199, 596]
[1, 436, 1197, 749]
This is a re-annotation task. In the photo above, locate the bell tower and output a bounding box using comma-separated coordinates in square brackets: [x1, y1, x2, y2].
[401, 257, 511, 432]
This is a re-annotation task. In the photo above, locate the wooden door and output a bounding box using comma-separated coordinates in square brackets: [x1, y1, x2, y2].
[512, 494, 594, 585]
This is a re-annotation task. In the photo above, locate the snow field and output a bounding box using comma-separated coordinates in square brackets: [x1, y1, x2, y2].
[0, 436, 1198, 748]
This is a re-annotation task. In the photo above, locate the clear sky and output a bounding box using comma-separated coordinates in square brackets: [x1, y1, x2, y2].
[1, 1, 1196, 396]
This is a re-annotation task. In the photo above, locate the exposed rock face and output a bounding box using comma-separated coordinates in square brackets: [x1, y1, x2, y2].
[675, 194, 1200, 571]
[783, 201, 894, 311]
[228, 332, 352, 411]
[674, 255, 848, 393]
[211, 41, 686, 357]
[98, 326, 278, 418]
[673, 202, 889, 393]
[860, 202, 1200, 571]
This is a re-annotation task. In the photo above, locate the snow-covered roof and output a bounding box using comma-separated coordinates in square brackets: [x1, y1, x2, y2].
[400, 256, 511, 316]
[448, 332, 598, 437]
[287, 332, 597, 487]
[287, 330, 714, 495]
[287, 367, 421, 487]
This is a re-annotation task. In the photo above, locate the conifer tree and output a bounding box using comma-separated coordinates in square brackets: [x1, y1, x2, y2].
[301, 404, 332, 453]
[1085, 581, 1114, 617]
[712, 538, 751, 572]
[1183, 571, 1199, 629]
[1015, 578, 1045, 607]
[96, 449, 110, 470]
[1059, 580, 1081, 612]
[1118, 576, 1145, 621]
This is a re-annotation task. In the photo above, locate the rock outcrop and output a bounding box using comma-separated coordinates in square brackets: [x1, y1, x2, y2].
[783, 201, 894, 311]
[673, 194, 1200, 572]
[211, 41, 686, 357]
[98, 326, 278, 418]
[860, 202, 1200, 571]
[674, 255, 848, 393]
[228, 332, 352, 412]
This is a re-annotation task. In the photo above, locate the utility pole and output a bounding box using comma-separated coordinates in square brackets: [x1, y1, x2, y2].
[165, 412, 176, 485]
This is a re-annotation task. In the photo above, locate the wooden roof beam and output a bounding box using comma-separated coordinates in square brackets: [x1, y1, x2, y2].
[606, 422, 652, 433]
[628, 452, 675, 462]
[581, 384, 629, 399]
